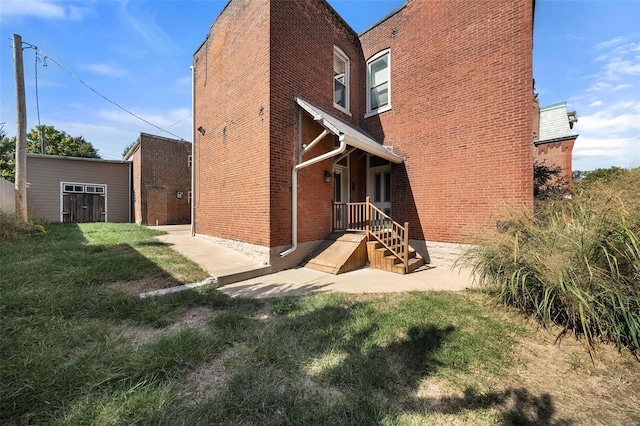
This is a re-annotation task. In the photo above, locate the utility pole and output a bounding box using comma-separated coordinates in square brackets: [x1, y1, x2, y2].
[13, 34, 28, 223]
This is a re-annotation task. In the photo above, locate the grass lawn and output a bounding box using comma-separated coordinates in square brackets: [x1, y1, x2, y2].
[1, 223, 638, 425]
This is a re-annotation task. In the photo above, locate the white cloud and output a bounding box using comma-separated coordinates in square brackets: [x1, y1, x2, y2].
[99, 107, 190, 129]
[83, 63, 128, 78]
[595, 36, 628, 50]
[579, 110, 640, 136]
[43, 107, 192, 160]
[589, 100, 603, 107]
[0, 0, 90, 21]
[573, 136, 639, 170]
[119, 0, 180, 54]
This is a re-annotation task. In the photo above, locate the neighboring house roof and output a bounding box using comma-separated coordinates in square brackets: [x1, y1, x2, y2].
[123, 133, 192, 161]
[26, 153, 129, 164]
[536, 102, 579, 145]
[295, 97, 403, 164]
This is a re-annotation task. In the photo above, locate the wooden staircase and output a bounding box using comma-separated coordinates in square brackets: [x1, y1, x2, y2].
[366, 240, 424, 274]
[303, 196, 426, 275]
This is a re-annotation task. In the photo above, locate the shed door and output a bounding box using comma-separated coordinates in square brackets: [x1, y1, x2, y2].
[61, 183, 107, 223]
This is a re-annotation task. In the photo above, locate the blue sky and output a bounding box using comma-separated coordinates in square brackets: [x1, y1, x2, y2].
[1, 0, 638, 170]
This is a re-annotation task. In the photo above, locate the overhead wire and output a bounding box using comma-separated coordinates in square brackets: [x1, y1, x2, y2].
[21, 40, 186, 141]
[34, 48, 44, 152]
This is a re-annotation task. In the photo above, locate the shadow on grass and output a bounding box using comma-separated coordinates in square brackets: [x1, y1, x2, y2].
[1, 222, 245, 424]
[169, 297, 573, 425]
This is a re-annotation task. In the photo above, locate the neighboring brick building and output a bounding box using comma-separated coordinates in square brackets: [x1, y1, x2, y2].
[124, 133, 192, 226]
[193, 0, 536, 270]
[534, 102, 579, 185]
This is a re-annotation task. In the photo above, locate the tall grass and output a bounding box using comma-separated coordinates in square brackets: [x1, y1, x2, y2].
[0, 209, 45, 242]
[463, 168, 640, 355]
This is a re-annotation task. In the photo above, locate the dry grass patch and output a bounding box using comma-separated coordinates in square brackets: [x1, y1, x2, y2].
[108, 276, 182, 295]
[505, 323, 640, 425]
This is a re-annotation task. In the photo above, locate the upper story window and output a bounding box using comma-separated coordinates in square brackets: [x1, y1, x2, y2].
[366, 49, 391, 117]
[333, 46, 350, 114]
[188, 154, 193, 168]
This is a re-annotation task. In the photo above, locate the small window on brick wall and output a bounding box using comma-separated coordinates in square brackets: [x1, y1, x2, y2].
[366, 49, 391, 117]
[188, 155, 193, 168]
[187, 191, 192, 204]
[333, 46, 350, 114]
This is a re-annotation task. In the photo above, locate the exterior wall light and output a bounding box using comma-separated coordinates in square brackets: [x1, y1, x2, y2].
[324, 170, 331, 183]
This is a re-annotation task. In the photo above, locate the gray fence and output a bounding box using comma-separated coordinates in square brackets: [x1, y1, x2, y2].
[0, 178, 16, 215]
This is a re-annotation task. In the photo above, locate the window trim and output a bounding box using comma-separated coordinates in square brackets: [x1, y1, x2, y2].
[333, 46, 351, 115]
[365, 49, 392, 118]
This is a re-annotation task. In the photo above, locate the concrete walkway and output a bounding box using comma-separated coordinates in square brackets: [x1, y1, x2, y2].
[148, 225, 475, 299]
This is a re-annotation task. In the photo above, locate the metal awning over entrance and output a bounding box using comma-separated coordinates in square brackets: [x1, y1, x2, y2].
[295, 97, 403, 164]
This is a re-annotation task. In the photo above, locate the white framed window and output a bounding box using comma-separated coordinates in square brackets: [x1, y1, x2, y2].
[187, 191, 192, 204]
[63, 184, 84, 193]
[188, 155, 192, 168]
[333, 46, 350, 114]
[85, 185, 105, 194]
[366, 49, 391, 117]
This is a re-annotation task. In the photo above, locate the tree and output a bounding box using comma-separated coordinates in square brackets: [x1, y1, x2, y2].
[26, 125, 100, 158]
[0, 125, 100, 182]
[579, 166, 627, 185]
[533, 162, 570, 202]
[122, 141, 136, 158]
[0, 125, 16, 182]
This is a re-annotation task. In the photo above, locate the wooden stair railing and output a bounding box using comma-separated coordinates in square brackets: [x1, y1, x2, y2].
[333, 196, 410, 273]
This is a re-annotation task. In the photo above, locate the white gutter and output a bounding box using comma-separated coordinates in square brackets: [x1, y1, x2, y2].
[190, 64, 196, 237]
[279, 132, 347, 258]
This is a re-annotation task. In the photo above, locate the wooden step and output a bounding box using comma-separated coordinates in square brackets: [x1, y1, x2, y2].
[391, 256, 425, 275]
[366, 239, 424, 274]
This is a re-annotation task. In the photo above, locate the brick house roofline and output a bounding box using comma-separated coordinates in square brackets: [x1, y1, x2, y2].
[196, 0, 361, 55]
[534, 134, 579, 146]
[359, 2, 407, 36]
[123, 133, 191, 161]
[540, 101, 567, 112]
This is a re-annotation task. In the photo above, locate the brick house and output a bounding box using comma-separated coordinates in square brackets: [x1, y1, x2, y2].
[533, 102, 579, 186]
[192, 0, 535, 272]
[124, 133, 192, 226]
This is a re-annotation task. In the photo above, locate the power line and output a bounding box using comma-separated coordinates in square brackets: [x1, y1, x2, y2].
[22, 40, 185, 141]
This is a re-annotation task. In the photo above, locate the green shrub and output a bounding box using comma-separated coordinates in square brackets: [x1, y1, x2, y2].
[0, 210, 45, 242]
[463, 168, 640, 355]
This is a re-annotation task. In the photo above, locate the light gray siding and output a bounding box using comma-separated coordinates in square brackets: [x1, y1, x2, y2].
[539, 102, 572, 141]
[0, 178, 16, 214]
[26, 155, 131, 222]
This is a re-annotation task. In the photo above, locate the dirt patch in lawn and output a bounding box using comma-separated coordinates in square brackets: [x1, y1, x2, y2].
[185, 344, 241, 403]
[121, 306, 222, 346]
[504, 323, 640, 425]
[108, 276, 184, 295]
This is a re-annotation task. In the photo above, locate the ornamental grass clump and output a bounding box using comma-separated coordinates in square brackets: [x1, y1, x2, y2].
[463, 168, 640, 356]
[0, 209, 45, 242]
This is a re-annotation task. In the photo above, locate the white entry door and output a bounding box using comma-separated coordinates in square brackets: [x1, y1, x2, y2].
[369, 166, 391, 216]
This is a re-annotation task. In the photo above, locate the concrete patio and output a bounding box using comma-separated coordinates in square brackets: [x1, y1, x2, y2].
[149, 225, 475, 299]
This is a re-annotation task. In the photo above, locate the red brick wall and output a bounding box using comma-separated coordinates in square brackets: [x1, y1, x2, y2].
[360, 0, 535, 243]
[137, 134, 192, 225]
[269, 0, 364, 247]
[534, 138, 576, 185]
[194, 0, 271, 246]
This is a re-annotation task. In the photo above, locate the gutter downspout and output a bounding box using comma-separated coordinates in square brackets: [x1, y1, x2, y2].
[280, 133, 346, 258]
[190, 64, 196, 237]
